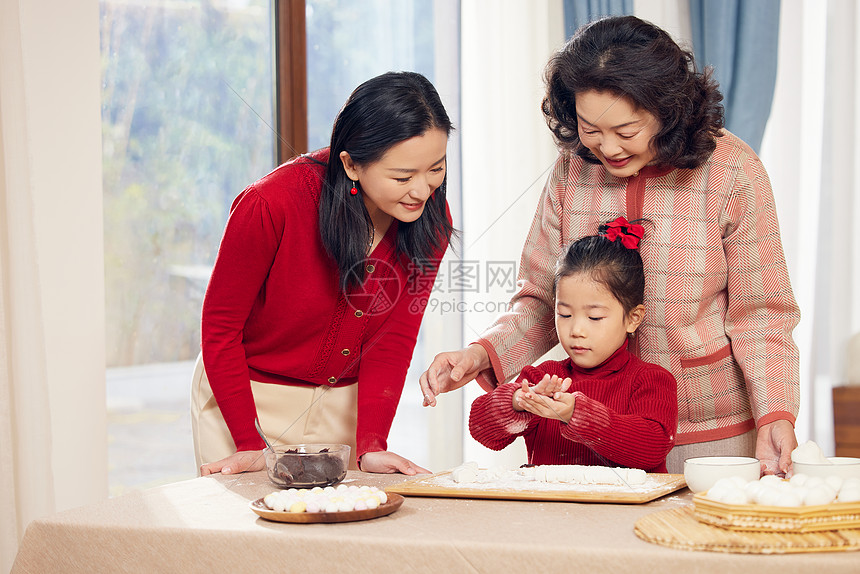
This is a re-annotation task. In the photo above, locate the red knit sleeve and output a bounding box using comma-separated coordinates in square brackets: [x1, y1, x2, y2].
[201, 186, 282, 452]
[468, 369, 540, 451]
[561, 364, 678, 472]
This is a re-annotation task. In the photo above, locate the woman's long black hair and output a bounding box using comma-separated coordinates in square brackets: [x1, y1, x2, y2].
[318, 71, 455, 291]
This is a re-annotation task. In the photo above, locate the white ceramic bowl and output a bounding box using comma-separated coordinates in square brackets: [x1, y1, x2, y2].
[684, 456, 760, 493]
[793, 457, 860, 479]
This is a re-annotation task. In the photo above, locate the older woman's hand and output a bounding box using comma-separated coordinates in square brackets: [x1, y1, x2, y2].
[419, 344, 490, 406]
[756, 419, 798, 476]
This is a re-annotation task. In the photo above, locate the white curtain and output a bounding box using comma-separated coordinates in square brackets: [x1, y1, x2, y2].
[459, 0, 566, 467]
[760, 0, 860, 451]
[1, 1, 106, 569]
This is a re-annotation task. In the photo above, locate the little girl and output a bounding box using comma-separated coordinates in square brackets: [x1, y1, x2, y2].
[468, 218, 677, 473]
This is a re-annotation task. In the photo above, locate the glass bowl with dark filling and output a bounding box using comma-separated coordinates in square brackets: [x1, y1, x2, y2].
[264, 444, 350, 488]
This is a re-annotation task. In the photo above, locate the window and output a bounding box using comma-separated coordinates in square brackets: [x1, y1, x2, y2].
[101, 0, 461, 494]
[101, 0, 277, 494]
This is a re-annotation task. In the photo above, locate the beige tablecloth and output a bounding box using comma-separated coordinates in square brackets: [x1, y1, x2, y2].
[11, 471, 860, 573]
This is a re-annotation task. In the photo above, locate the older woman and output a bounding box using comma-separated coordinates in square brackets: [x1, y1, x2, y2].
[421, 16, 799, 476]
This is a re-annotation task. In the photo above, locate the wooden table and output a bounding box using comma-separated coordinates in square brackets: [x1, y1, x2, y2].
[11, 470, 860, 573]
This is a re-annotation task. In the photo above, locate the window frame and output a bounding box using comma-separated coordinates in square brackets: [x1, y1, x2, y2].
[275, 0, 308, 163]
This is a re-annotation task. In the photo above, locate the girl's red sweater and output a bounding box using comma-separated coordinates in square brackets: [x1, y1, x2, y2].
[469, 345, 678, 473]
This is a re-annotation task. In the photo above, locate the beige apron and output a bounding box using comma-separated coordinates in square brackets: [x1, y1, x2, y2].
[190, 353, 358, 474]
[665, 428, 756, 474]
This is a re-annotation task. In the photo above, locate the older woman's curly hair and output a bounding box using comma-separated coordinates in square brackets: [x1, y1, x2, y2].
[542, 15, 724, 169]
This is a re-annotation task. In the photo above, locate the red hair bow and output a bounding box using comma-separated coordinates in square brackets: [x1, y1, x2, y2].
[603, 217, 644, 249]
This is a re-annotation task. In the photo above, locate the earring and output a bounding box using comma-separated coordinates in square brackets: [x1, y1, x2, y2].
[350, 181, 358, 196]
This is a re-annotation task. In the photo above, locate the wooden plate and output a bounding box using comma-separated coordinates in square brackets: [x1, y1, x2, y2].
[386, 471, 686, 504]
[249, 493, 404, 523]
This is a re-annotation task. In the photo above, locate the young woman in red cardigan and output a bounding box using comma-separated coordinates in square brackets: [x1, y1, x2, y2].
[193, 71, 454, 476]
[469, 219, 677, 472]
[422, 16, 800, 476]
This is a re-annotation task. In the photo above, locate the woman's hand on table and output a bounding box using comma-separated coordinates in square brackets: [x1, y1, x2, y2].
[359, 450, 430, 475]
[756, 419, 798, 476]
[200, 449, 266, 476]
[419, 343, 490, 407]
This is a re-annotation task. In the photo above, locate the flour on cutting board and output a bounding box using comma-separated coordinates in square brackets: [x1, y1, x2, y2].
[428, 462, 658, 493]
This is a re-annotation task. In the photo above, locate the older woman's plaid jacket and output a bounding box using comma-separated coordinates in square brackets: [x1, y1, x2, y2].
[475, 130, 800, 445]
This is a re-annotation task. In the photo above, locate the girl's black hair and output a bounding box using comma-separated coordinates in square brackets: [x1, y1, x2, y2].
[542, 15, 724, 169]
[318, 71, 455, 291]
[555, 222, 646, 315]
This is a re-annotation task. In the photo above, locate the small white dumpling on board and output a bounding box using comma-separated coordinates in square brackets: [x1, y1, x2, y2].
[450, 461, 479, 483]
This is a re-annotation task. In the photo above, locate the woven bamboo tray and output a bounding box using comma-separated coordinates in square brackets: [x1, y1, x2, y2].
[635, 506, 860, 554]
[692, 493, 860, 533]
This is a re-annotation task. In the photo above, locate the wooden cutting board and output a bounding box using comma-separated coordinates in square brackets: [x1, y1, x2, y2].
[386, 471, 687, 504]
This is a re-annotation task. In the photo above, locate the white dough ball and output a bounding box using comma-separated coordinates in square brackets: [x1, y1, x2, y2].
[756, 487, 786, 507]
[790, 485, 810, 502]
[825, 475, 844, 493]
[789, 473, 809, 487]
[804, 484, 837, 506]
[729, 475, 752, 488]
[743, 480, 767, 500]
[792, 440, 831, 464]
[711, 486, 749, 505]
[759, 474, 784, 486]
[704, 484, 732, 501]
[772, 490, 803, 507]
[264, 494, 278, 509]
[837, 485, 860, 503]
[804, 476, 825, 489]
